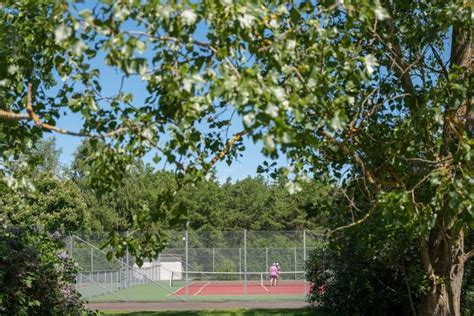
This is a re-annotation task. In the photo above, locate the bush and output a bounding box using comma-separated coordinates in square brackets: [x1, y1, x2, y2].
[306, 237, 424, 315]
[0, 226, 91, 315]
[463, 288, 474, 316]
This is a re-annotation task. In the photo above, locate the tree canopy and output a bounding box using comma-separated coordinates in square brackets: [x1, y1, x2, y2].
[0, 1, 472, 314]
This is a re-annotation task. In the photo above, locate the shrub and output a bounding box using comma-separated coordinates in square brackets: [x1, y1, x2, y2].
[0, 226, 91, 315]
[306, 237, 424, 315]
[463, 288, 474, 316]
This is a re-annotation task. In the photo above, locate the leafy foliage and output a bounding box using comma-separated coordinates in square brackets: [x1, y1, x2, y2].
[306, 211, 426, 315]
[0, 227, 89, 315]
[1, 178, 92, 233]
[0, 0, 472, 314]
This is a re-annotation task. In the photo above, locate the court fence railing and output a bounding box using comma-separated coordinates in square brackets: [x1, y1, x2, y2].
[68, 230, 325, 302]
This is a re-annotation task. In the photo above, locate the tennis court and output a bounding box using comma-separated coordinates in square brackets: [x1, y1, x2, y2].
[71, 230, 324, 303]
[83, 271, 309, 302]
[171, 271, 309, 297]
[175, 280, 309, 296]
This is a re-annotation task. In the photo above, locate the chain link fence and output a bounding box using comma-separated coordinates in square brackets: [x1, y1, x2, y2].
[70, 230, 325, 302]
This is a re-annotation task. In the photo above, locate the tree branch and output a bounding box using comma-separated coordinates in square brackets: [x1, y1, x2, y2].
[125, 30, 214, 50]
[0, 109, 29, 120]
[328, 211, 371, 235]
[451, 19, 473, 135]
[418, 236, 436, 291]
[209, 130, 246, 167]
[376, 17, 421, 106]
[0, 84, 140, 139]
[25, 84, 89, 136]
[340, 188, 359, 222]
[450, 20, 472, 68]
[320, 129, 377, 185]
[465, 249, 474, 262]
[429, 44, 450, 83]
[124, 30, 241, 79]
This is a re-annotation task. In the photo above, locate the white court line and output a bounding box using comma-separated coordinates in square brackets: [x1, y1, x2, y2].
[167, 281, 197, 296]
[261, 283, 269, 292]
[193, 281, 211, 296]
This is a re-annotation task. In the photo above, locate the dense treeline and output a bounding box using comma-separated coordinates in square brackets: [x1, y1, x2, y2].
[0, 138, 329, 234]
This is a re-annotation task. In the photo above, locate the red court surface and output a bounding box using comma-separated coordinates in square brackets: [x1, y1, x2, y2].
[174, 281, 310, 296]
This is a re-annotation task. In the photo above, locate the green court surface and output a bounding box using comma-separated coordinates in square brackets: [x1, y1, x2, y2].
[79, 283, 121, 298]
[85, 283, 306, 302]
[83, 283, 182, 302]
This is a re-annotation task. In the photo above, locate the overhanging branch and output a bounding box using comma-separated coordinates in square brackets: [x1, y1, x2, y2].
[320, 129, 377, 185]
[209, 130, 246, 167]
[465, 249, 474, 262]
[327, 211, 371, 235]
[0, 83, 140, 139]
[124, 30, 241, 79]
[429, 44, 450, 82]
[0, 109, 29, 120]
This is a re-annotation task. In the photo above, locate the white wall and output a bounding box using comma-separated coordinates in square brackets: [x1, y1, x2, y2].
[132, 261, 183, 281]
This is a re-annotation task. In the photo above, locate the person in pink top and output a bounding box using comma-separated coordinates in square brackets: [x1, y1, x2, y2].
[269, 263, 278, 286]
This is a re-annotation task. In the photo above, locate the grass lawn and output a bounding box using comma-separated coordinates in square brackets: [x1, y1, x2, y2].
[101, 308, 331, 315]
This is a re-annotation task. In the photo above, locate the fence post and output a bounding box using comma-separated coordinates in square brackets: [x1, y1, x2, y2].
[158, 253, 161, 281]
[239, 247, 242, 280]
[244, 229, 247, 299]
[185, 230, 189, 297]
[118, 270, 120, 290]
[212, 247, 215, 272]
[265, 247, 268, 272]
[91, 248, 94, 272]
[294, 247, 297, 278]
[69, 235, 73, 259]
[303, 230, 307, 296]
[126, 246, 130, 290]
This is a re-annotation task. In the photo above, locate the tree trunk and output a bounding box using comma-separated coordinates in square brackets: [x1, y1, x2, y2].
[419, 226, 466, 316]
[418, 9, 472, 315]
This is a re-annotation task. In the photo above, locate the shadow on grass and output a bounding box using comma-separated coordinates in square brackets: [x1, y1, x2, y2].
[102, 308, 332, 316]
